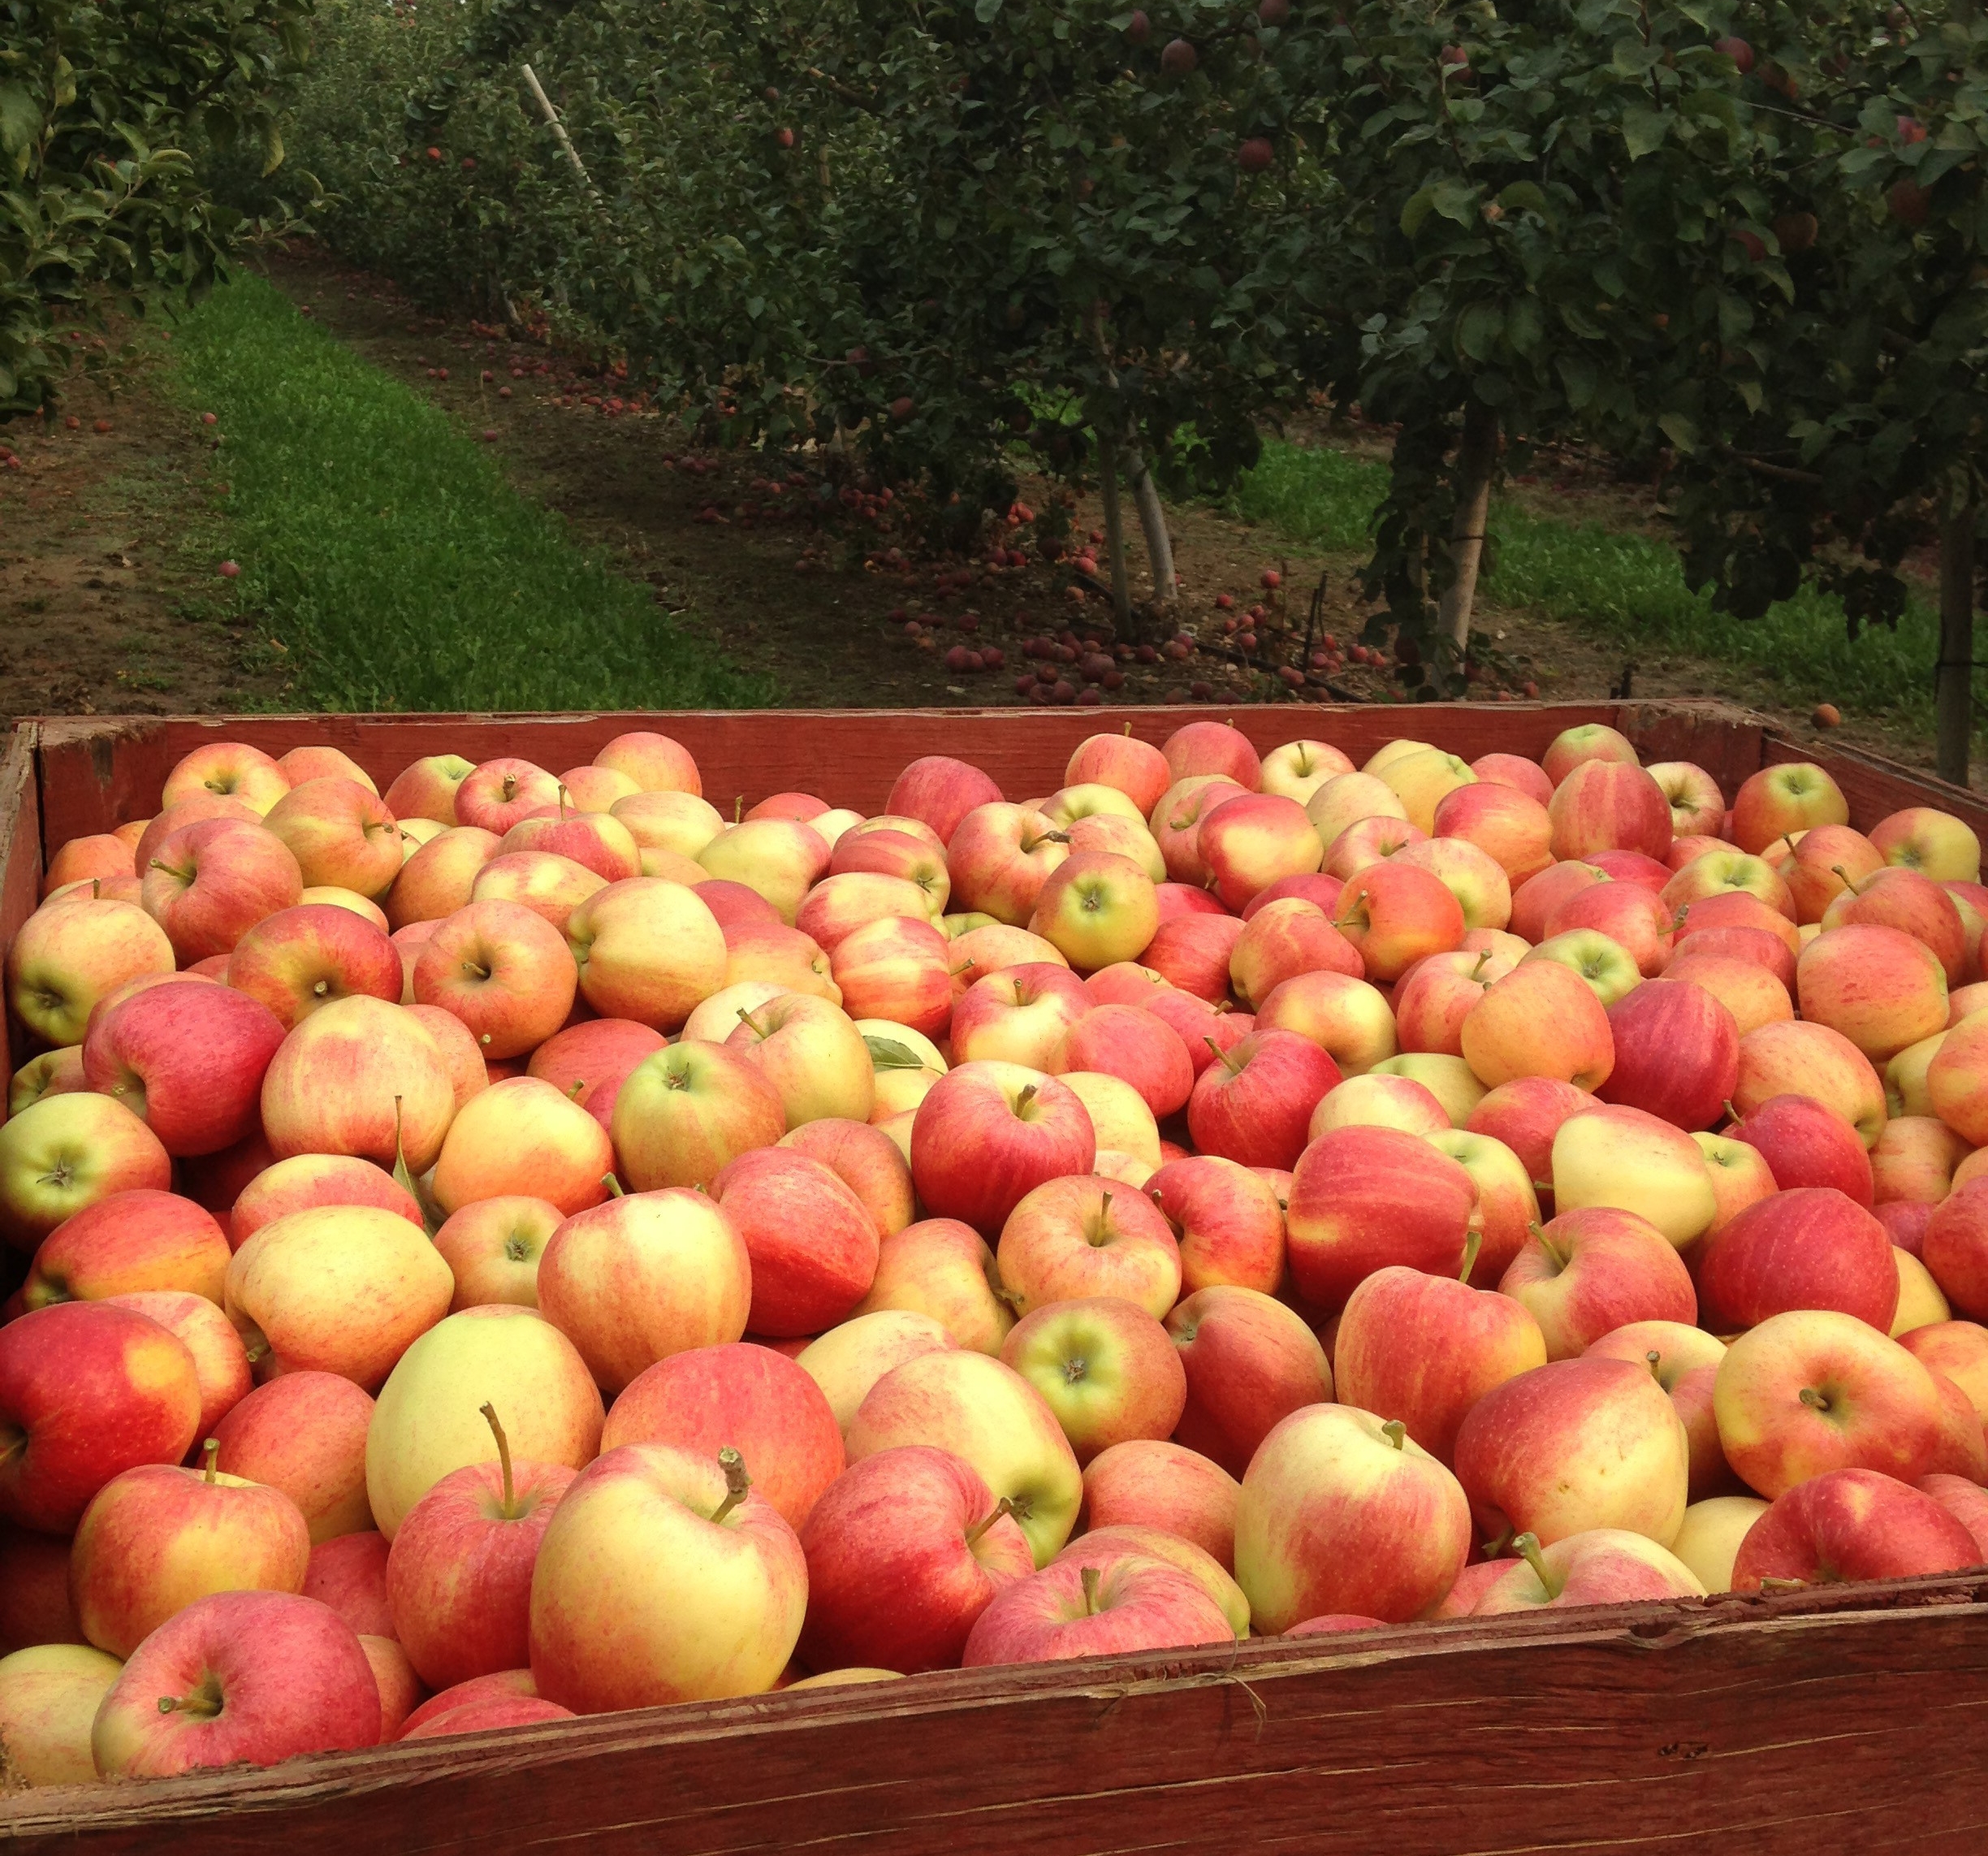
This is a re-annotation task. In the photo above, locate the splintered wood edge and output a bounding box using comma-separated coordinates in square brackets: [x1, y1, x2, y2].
[6, 1572, 1986, 1832]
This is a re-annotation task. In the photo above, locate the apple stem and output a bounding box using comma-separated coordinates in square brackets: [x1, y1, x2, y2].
[90, 877, 102, 898]
[1080, 1564, 1103, 1616]
[1204, 1035, 1242, 1076]
[1458, 1229, 1482, 1283]
[1381, 1419, 1407, 1451]
[733, 795, 744, 824]
[1481, 1523, 1515, 1559]
[1722, 1100, 1740, 1125]
[1121, 723, 1133, 737]
[482, 1403, 517, 1520]
[1800, 1386, 1831, 1413]
[737, 1006, 769, 1038]
[601, 1172, 624, 1198]
[1014, 1082, 1039, 1113]
[1830, 863, 1852, 885]
[1644, 1349, 1663, 1383]
[201, 1438, 219, 1485]
[963, 1496, 1015, 1547]
[567, 1078, 587, 1100]
[1513, 1531, 1559, 1599]
[157, 1692, 222, 1720]
[556, 782, 570, 820]
[710, 1446, 752, 1525]
[1758, 1575, 1811, 1595]
[1471, 949, 1492, 979]
[1528, 1220, 1563, 1269]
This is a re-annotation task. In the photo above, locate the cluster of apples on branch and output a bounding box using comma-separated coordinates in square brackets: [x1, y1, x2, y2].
[6, 716, 1988, 1788]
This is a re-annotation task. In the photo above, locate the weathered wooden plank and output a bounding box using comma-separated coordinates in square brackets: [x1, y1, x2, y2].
[0, 723, 40, 1075]
[6, 1580, 1988, 1854]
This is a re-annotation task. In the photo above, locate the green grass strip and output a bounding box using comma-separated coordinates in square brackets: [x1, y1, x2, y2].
[1227, 439, 1953, 730]
[162, 272, 771, 713]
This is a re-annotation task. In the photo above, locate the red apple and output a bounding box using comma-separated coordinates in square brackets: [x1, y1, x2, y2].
[1729, 761, 1850, 854]
[1164, 720, 1262, 790]
[910, 1061, 1096, 1236]
[1597, 977, 1740, 1130]
[22, 1188, 229, 1310]
[140, 818, 304, 963]
[1453, 1356, 1689, 1547]
[264, 777, 403, 898]
[1730, 1467, 1978, 1589]
[1798, 923, 1950, 1063]
[1286, 1123, 1476, 1309]
[1167, 1286, 1335, 1477]
[1143, 911, 1246, 1002]
[711, 1147, 880, 1336]
[71, 1443, 312, 1658]
[1466, 1075, 1597, 1192]
[1714, 1309, 1945, 1497]
[212, 1372, 377, 1542]
[1080, 1440, 1241, 1572]
[82, 976, 285, 1156]
[102, 1291, 253, 1439]
[798, 1444, 1035, 1673]
[89, 1589, 379, 1776]
[5, 894, 174, 1047]
[1234, 1404, 1471, 1629]
[1500, 1208, 1697, 1360]
[961, 1554, 1231, 1665]
[1727, 1092, 1873, 1202]
[601, 1342, 843, 1530]
[386, 1404, 577, 1690]
[383, 753, 475, 825]
[1548, 759, 1672, 862]
[1332, 859, 1466, 981]
[1187, 1028, 1341, 1170]
[414, 898, 577, 1058]
[1067, 731, 1174, 815]
[229, 1153, 423, 1252]
[1472, 1526, 1705, 1612]
[226, 902, 404, 1028]
[1146, 1153, 1286, 1295]
[160, 742, 291, 817]
[1002, 1297, 1186, 1464]
[1461, 958, 1614, 1091]
[0, 1300, 201, 1533]
[259, 996, 457, 1173]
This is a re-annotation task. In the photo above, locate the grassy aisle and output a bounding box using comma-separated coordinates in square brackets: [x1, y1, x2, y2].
[164, 273, 770, 713]
[1230, 441, 1948, 733]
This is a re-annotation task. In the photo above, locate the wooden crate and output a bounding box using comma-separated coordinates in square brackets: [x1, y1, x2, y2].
[5, 700, 1988, 1855]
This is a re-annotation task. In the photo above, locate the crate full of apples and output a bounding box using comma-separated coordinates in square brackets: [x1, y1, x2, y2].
[4, 717, 1988, 1790]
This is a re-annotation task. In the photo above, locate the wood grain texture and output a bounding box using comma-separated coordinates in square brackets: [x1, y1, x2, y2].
[5, 1577, 1988, 1854]
[0, 723, 41, 1075]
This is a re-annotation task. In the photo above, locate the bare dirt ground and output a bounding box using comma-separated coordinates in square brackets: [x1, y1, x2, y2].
[0, 353, 283, 726]
[0, 243, 1934, 787]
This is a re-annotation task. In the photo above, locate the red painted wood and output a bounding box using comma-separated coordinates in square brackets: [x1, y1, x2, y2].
[1, 725, 42, 1074]
[3, 1577, 1987, 1853]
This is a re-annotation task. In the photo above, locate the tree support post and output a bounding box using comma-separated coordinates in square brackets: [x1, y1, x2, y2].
[1437, 396, 1498, 666]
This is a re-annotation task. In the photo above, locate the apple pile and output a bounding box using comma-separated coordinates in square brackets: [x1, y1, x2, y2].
[6, 720, 1988, 1787]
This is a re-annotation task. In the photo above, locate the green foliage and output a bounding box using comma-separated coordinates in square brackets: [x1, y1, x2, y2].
[1, 0, 313, 416]
[164, 270, 768, 712]
[287, 0, 1320, 547]
[1233, 435, 1946, 727]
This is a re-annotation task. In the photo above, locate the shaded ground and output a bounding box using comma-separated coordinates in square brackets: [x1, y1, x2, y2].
[0, 356, 284, 725]
[0, 243, 1946, 785]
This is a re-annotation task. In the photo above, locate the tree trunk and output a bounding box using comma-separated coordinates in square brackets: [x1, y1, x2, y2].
[1097, 442, 1134, 637]
[1437, 396, 1498, 663]
[1122, 439, 1177, 617]
[1938, 506, 1976, 787]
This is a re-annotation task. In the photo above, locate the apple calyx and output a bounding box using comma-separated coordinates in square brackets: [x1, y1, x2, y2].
[1380, 1419, 1407, 1451]
[1513, 1531, 1561, 1599]
[709, 1446, 752, 1526]
[962, 1495, 1016, 1547]
[601, 1173, 625, 1199]
[482, 1402, 519, 1520]
[1080, 1564, 1103, 1617]
[1458, 1229, 1483, 1282]
[202, 1437, 221, 1485]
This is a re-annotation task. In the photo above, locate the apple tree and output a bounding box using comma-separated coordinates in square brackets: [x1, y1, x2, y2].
[1, 0, 313, 417]
[1646, 2, 1988, 783]
[1260, 1, 1800, 693]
